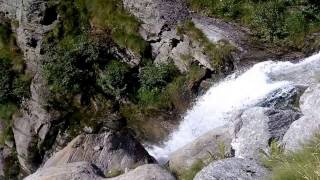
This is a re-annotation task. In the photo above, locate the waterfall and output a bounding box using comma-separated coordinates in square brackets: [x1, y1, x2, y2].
[147, 52, 320, 161]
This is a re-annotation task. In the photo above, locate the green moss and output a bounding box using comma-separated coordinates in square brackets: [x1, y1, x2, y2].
[105, 169, 123, 178]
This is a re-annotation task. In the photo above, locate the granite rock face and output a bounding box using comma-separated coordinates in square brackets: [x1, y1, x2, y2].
[232, 107, 300, 159]
[108, 164, 176, 180]
[194, 158, 269, 180]
[123, 0, 241, 72]
[169, 127, 232, 175]
[43, 131, 156, 173]
[25, 162, 105, 180]
[283, 85, 320, 151]
[26, 163, 176, 180]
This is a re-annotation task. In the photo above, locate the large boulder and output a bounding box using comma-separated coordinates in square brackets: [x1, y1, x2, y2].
[43, 131, 155, 173]
[25, 163, 175, 180]
[169, 127, 232, 175]
[283, 85, 320, 151]
[25, 162, 105, 180]
[232, 107, 300, 159]
[123, 0, 189, 41]
[109, 164, 176, 180]
[194, 158, 269, 180]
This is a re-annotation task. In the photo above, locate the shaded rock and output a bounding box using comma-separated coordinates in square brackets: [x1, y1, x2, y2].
[283, 85, 320, 151]
[194, 158, 269, 180]
[43, 131, 155, 173]
[25, 162, 105, 180]
[232, 107, 300, 159]
[169, 127, 232, 175]
[258, 85, 306, 110]
[109, 164, 176, 180]
[13, 99, 61, 173]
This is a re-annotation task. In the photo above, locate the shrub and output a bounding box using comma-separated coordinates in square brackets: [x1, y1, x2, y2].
[43, 35, 98, 96]
[139, 62, 178, 90]
[97, 60, 130, 98]
[136, 62, 179, 108]
[265, 134, 320, 180]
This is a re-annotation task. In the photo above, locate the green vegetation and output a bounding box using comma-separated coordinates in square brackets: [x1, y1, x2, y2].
[47, 0, 146, 54]
[264, 135, 320, 180]
[105, 169, 123, 178]
[137, 62, 179, 108]
[0, 21, 30, 145]
[97, 60, 130, 99]
[43, 35, 98, 99]
[179, 160, 206, 180]
[177, 21, 235, 69]
[188, 0, 320, 47]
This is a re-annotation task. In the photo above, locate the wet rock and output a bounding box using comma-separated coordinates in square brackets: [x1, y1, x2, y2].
[232, 107, 300, 159]
[109, 164, 176, 180]
[43, 131, 156, 173]
[283, 85, 320, 151]
[25, 162, 105, 180]
[258, 85, 306, 110]
[169, 127, 232, 175]
[194, 158, 269, 180]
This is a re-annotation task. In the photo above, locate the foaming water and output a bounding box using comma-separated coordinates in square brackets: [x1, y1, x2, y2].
[147, 52, 320, 161]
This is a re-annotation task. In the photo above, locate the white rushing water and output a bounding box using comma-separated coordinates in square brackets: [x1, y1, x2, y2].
[147, 52, 320, 161]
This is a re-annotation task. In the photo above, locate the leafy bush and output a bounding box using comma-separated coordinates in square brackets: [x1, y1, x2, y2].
[97, 60, 130, 98]
[265, 135, 320, 180]
[137, 62, 179, 107]
[43, 35, 98, 96]
[139, 62, 178, 90]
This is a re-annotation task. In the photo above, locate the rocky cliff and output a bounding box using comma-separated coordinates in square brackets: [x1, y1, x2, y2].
[0, 0, 320, 180]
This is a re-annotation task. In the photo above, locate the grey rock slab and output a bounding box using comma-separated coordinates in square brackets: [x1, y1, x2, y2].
[194, 158, 269, 180]
[43, 132, 156, 173]
[169, 126, 232, 175]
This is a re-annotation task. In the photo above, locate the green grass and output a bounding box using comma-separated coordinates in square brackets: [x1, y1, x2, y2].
[178, 160, 206, 180]
[47, 0, 146, 54]
[264, 134, 320, 180]
[187, 0, 320, 47]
